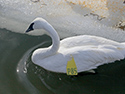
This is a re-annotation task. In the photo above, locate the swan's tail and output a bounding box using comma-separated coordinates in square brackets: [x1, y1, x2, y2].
[121, 42, 125, 45]
[119, 42, 125, 57]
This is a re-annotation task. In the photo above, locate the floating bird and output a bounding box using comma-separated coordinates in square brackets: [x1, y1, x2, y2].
[26, 18, 125, 74]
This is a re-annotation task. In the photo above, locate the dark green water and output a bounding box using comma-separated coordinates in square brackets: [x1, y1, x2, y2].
[0, 28, 125, 94]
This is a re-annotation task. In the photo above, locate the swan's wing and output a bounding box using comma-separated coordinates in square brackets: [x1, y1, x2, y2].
[71, 45, 125, 72]
[59, 45, 125, 73]
[60, 35, 120, 48]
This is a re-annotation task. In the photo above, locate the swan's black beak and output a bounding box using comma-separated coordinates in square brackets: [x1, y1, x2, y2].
[25, 27, 33, 33]
[25, 23, 34, 33]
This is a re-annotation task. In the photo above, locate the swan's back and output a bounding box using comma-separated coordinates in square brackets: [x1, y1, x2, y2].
[60, 35, 120, 48]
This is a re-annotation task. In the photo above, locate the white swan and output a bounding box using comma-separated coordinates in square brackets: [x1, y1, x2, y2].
[26, 17, 125, 73]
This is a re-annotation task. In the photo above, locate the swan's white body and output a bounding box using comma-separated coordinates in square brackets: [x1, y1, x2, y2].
[26, 18, 125, 73]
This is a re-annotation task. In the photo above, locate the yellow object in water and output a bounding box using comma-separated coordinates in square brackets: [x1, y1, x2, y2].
[66, 56, 78, 75]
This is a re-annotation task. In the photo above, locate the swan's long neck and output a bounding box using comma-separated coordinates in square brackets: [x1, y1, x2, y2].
[44, 22, 60, 54]
[32, 20, 60, 63]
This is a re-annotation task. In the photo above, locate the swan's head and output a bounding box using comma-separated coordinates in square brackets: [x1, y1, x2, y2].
[26, 17, 48, 33]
